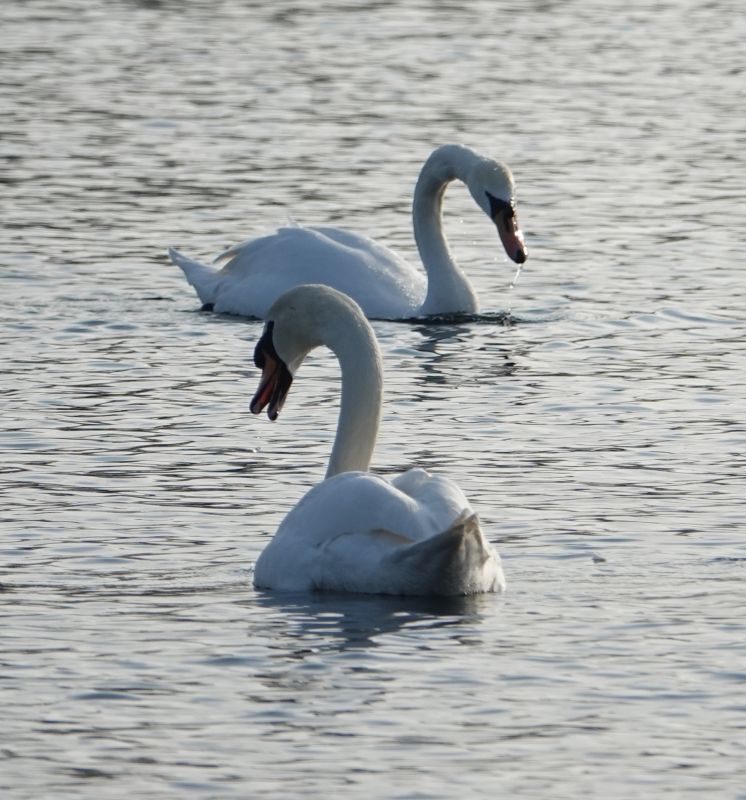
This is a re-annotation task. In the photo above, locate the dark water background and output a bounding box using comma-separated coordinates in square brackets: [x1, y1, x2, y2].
[2, 1, 745, 797]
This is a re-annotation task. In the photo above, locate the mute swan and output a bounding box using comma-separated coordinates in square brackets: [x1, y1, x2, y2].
[169, 144, 527, 320]
[250, 284, 506, 595]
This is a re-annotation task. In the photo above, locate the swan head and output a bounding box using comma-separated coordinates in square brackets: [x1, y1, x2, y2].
[250, 284, 369, 421]
[466, 159, 528, 265]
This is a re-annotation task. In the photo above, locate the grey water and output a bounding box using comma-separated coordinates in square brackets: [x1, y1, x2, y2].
[2, 0, 745, 797]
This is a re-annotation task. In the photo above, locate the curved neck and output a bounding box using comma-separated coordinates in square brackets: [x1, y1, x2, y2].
[413, 145, 481, 315]
[325, 314, 383, 479]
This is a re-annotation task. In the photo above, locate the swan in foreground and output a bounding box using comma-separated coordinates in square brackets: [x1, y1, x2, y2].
[250, 284, 506, 595]
[169, 144, 527, 320]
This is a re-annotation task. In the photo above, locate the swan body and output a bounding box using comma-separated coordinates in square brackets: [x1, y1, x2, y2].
[250, 284, 505, 595]
[170, 144, 527, 320]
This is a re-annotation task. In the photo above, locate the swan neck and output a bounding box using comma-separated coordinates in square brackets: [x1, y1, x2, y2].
[325, 315, 383, 479]
[413, 145, 481, 315]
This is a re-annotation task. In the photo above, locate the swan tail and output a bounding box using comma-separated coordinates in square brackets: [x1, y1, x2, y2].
[386, 512, 504, 595]
[168, 247, 221, 306]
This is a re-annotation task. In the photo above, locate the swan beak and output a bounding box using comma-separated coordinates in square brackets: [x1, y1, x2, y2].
[251, 322, 294, 421]
[492, 198, 528, 264]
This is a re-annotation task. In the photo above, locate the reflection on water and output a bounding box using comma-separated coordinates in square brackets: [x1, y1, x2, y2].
[252, 591, 490, 653]
[404, 323, 519, 390]
[2, 0, 745, 797]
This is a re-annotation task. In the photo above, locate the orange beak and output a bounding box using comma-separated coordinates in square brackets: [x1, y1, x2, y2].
[487, 193, 528, 264]
[251, 322, 294, 421]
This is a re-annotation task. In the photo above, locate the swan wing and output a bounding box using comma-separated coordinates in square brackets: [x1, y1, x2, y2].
[180, 225, 425, 319]
[382, 511, 505, 595]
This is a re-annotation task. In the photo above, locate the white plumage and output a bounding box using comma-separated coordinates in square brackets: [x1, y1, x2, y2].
[170, 145, 527, 320]
[250, 284, 506, 595]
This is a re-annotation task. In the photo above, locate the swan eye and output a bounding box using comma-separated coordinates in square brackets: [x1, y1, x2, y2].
[486, 191, 514, 221]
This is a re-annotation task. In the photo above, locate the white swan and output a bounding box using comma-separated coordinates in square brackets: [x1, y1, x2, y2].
[250, 284, 506, 595]
[169, 144, 527, 320]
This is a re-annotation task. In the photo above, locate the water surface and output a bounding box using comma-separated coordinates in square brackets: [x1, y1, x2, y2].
[2, 0, 745, 797]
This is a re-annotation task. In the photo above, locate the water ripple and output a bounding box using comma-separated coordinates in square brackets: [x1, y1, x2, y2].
[2, 0, 745, 798]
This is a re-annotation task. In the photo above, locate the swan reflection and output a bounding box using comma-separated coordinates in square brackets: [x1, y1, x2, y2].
[252, 589, 493, 654]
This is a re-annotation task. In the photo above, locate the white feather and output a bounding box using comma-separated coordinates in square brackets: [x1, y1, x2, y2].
[251, 285, 506, 596]
[170, 145, 526, 320]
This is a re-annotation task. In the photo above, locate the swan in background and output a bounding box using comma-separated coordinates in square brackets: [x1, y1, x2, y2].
[169, 144, 527, 320]
[250, 284, 505, 595]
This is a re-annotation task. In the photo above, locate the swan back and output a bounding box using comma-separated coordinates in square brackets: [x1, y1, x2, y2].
[253, 470, 505, 595]
[219, 226, 426, 318]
